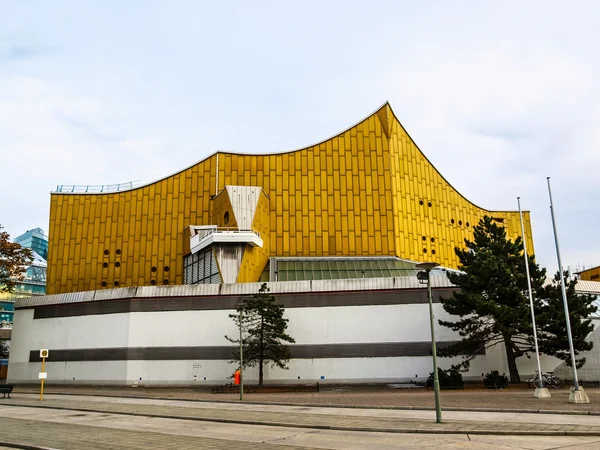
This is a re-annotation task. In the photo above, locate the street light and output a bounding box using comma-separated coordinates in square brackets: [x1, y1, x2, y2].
[517, 197, 550, 399]
[416, 261, 442, 423]
[547, 177, 589, 404]
[238, 309, 244, 402]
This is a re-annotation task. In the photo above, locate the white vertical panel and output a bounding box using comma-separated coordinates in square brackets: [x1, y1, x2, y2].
[227, 185, 260, 230]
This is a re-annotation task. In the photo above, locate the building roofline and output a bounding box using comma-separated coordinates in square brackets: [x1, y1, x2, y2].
[50, 102, 391, 197]
[49, 102, 529, 215]
[576, 265, 600, 274]
[385, 103, 496, 214]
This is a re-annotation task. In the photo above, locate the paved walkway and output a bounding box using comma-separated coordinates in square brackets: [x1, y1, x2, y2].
[3, 393, 600, 436]
[13, 384, 600, 414]
[0, 415, 317, 450]
[4, 403, 600, 450]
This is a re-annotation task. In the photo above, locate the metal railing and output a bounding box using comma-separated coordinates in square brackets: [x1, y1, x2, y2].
[206, 227, 258, 234]
[54, 181, 141, 193]
[191, 226, 259, 235]
[194, 227, 261, 240]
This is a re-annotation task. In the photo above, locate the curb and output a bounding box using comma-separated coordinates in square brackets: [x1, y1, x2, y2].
[12, 389, 600, 417]
[0, 442, 57, 450]
[3, 401, 600, 437]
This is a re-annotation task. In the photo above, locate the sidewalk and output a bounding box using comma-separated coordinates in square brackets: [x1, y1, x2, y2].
[13, 384, 600, 415]
[3, 393, 600, 436]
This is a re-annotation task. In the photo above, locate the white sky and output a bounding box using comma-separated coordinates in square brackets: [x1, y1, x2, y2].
[1, 1, 598, 274]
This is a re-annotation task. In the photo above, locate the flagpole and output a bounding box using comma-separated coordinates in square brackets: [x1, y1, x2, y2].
[546, 177, 589, 403]
[517, 197, 549, 398]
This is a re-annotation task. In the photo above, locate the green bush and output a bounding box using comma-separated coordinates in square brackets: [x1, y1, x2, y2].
[483, 370, 509, 389]
[427, 367, 464, 389]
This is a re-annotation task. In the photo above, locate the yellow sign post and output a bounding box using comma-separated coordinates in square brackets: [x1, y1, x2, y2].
[39, 349, 48, 401]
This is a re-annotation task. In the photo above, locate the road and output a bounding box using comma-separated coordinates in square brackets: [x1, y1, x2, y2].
[2, 394, 600, 449]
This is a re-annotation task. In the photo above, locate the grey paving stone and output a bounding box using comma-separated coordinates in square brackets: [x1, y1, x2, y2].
[4, 395, 600, 436]
[1, 417, 318, 450]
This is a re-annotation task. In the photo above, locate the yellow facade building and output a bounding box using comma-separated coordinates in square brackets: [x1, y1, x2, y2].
[579, 266, 600, 282]
[47, 103, 534, 295]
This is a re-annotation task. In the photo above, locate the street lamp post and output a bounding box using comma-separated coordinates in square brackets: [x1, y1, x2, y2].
[517, 197, 550, 399]
[416, 262, 442, 423]
[239, 311, 244, 402]
[546, 177, 589, 404]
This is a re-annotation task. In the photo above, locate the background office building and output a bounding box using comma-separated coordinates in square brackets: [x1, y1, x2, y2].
[0, 228, 48, 322]
[11, 228, 48, 296]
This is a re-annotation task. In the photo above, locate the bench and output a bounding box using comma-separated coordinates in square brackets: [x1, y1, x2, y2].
[0, 384, 13, 398]
[426, 380, 464, 390]
[212, 382, 320, 394]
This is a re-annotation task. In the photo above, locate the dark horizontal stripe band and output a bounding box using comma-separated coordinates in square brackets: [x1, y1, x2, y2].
[28, 341, 460, 362]
[32, 288, 454, 319]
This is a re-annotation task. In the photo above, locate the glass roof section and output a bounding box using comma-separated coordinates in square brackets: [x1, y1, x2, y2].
[270, 257, 420, 282]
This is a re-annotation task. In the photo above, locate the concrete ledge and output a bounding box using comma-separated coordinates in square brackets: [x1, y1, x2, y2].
[13, 388, 600, 417]
[0, 441, 57, 450]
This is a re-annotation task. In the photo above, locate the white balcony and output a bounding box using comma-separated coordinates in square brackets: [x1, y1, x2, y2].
[190, 226, 263, 254]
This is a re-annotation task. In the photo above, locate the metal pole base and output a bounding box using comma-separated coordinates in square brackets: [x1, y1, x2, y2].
[433, 380, 442, 423]
[569, 386, 590, 404]
[534, 387, 551, 398]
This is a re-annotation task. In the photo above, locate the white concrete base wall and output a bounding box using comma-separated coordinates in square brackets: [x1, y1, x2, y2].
[9, 361, 128, 384]
[7, 302, 564, 385]
[267, 355, 493, 383]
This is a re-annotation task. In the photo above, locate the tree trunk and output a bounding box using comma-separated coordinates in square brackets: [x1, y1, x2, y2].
[503, 336, 521, 383]
[259, 316, 264, 387]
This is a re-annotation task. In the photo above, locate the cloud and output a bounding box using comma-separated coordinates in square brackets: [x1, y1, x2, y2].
[3, 45, 39, 60]
[371, 24, 600, 272]
[0, 76, 176, 235]
[0, 1, 598, 274]
[0, 38, 47, 61]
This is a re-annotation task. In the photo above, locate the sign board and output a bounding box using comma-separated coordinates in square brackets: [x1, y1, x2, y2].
[38, 372, 47, 379]
[40, 349, 49, 358]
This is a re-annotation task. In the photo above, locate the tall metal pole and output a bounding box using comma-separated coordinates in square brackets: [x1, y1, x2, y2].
[546, 177, 580, 390]
[427, 270, 442, 423]
[517, 197, 545, 390]
[239, 313, 244, 402]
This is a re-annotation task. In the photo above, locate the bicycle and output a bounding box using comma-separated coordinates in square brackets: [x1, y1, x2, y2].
[527, 371, 564, 389]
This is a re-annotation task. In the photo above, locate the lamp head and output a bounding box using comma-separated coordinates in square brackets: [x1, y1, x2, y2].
[415, 262, 440, 271]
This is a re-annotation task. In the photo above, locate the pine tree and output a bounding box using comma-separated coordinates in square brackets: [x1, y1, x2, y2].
[225, 283, 295, 387]
[537, 271, 595, 368]
[439, 216, 546, 383]
[0, 231, 33, 293]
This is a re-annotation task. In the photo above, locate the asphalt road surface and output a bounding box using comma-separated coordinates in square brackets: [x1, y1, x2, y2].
[2, 396, 600, 449]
